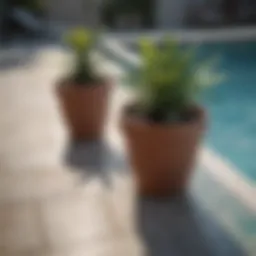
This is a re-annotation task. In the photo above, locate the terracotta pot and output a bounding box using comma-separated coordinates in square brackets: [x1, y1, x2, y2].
[121, 105, 206, 197]
[57, 81, 111, 140]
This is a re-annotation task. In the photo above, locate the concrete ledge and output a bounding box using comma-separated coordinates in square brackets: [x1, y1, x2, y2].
[104, 26, 256, 43]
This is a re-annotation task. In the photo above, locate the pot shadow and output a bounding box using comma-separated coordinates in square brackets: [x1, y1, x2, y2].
[64, 140, 246, 256]
[65, 139, 128, 186]
[137, 193, 246, 256]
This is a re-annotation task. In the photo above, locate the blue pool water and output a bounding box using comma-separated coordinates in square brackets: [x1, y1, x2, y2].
[200, 41, 256, 181]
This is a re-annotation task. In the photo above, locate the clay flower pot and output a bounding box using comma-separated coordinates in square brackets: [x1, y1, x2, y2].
[57, 81, 111, 140]
[121, 105, 206, 197]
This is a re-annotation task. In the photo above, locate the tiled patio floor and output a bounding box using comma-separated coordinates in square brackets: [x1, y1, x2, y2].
[0, 44, 254, 256]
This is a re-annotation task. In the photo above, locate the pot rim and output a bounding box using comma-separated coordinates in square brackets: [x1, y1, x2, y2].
[57, 76, 112, 88]
[121, 103, 206, 130]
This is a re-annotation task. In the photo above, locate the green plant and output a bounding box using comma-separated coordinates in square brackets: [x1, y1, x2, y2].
[128, 37, 224, 122]
[65, 28, 99, 85]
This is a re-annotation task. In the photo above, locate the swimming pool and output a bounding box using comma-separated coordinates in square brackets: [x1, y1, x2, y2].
[200, 41, 256, 182]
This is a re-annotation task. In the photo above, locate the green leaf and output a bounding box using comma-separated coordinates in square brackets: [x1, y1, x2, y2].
[126, 36, 224, 120]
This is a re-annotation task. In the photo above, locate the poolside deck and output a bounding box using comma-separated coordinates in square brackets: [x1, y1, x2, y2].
[0, 44, 254, 255]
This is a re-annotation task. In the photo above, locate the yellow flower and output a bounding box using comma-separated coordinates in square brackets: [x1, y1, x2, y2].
[65, 28, 92, 51]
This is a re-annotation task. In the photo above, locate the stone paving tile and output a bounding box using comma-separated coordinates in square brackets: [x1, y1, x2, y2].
[0, 48, 67, 173]
[37, 238, 143, 256]
[108, 174, 138, 236]
[38, 176, 144, 255]
[0, 168, 79, 202]
[0, 172, 144, 256]
[0, 202, 43, 254]
[41, 193, 111, 246]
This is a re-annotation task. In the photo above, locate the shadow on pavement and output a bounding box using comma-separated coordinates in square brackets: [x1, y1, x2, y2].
[65, 139, 128, 185]
[64, 139, 246, 256]
[137, 194, 246, 256]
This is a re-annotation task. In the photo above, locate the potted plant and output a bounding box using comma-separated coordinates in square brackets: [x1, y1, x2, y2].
[57, 28, 111, 140]
[121, 38, 223, 197]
